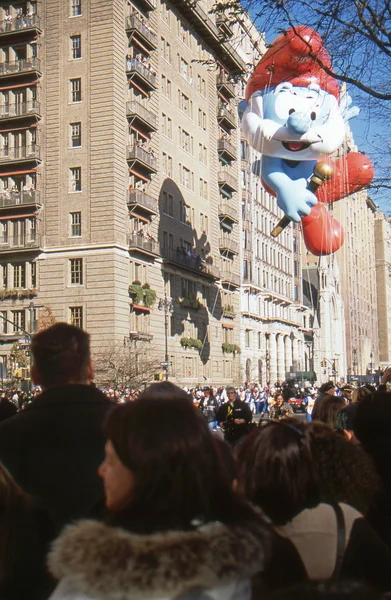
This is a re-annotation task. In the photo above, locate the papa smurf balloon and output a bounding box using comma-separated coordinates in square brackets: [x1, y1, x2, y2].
[240, 26, 374, 256]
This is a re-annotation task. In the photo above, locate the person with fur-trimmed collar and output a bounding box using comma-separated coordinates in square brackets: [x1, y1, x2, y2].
[47, 383, 304, 600]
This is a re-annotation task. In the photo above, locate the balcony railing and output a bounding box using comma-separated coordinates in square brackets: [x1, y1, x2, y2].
[0, 101, 40, 120]
[128, 233, 159, 256]
[216, 73, 235, 98]
[0, 57, 41, 76]
[0, 234, 41, 250]
[131, 0, 157, 12]
[218, 168, 238, 192]
[0, 145, 40, 162]
[220, 270, 241, 287]
[129, 331, 153, 342]
[217, 104, 236, 129]
[0, 189, 40, 208]
[219, 236, 239, 254]
[126, 100, 157, 131]
[218, 201, 239, 223]
[126, 14, 157, 49]
[0, 15, 41, 35]
[127, 190, 158, 215]
[217, 137, 237, 159]
[127, 145, 158, 172]
[126, 58, 157, 90]
[162, 247, 220, 279]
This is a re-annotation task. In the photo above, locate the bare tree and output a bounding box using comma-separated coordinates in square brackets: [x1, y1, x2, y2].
[93, 341, 161, 389]
[214, 0, 391, 101]
[37, 306, 57, 331]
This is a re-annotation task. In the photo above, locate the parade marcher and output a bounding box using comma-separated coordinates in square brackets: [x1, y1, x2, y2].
[0, 323, 113, 529]
[268, 392, 294, 420]
[216, 385, 252, 444]
[198, 387, 219, 430]
[341, 385, 353, 404]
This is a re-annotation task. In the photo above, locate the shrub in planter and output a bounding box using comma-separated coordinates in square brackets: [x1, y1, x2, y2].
[180, 337, 191, 348]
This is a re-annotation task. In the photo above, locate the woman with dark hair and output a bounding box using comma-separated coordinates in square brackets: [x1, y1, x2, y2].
[236, 419, 391, 589]
[47, 382, 291, 600]
[268, 392, 294, 420]
[316, 395, 346, 430]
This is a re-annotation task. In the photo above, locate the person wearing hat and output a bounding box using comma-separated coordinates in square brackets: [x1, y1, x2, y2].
[342, 385, 353, 404]
[311, 381, 336, 421]
[216, 386, 252, 445]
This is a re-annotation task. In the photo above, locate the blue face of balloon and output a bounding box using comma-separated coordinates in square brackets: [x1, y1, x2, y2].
[263, 83, 336, 131]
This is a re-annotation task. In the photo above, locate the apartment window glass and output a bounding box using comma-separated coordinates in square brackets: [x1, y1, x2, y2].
[0, 222, 7, 243]
[70, 258, 83, 285]
[13, 264, 25, 288]
[70, 122, 81, 147]
[0, 311, 7, 334]
[12, 310, 25, 333]
[31, 261, 36, 288]
[70, 78, 81, 102]
[70, 212, 81, 236]
[162, 192, 174, 217]
[70, 167, 81, 192]
[70, 306, 83, 328]
[71, 0, 81, 16]
[2, 264, 7, 288]
[71, 35, 81, 59]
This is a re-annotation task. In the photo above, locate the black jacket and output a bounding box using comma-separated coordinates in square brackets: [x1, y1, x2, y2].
[0, 384, 113, 529]
[216, 399, 252, 443]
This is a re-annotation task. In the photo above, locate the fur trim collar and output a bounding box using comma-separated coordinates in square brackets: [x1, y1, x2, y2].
[48, 519, 269, 600]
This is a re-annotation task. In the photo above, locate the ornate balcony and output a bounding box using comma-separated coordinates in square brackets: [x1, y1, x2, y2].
[126, 14, 157, 50]
[174, 1, 246, 75]
[217, 103, 236, 130]
[0, 57, 41, 78]
[0, 234, 41, 252]
[218, 168, 238, 193]
[128, 331, 153, 342]
[127, 190, 158, 218]
[220, 270, 240, 289]
[217, 137, 237, 161]
[128, 233, 160, 257]
[130, 0, 156, 13]
[219, 236, 239, 256]
[0, 101, 41, 121]
[216, 73, 235, 99]
[127, 145, 158, 176]
[162, 247, 220, 280]
[0, 189, 40, 210]
[126, 100, 157, 133]
[0, 145, 40, 164]
[218, 201, 239, 224]
[0, 15, 41, 37]
[126, 58, 157, 92]
[216, 17, 233, 39]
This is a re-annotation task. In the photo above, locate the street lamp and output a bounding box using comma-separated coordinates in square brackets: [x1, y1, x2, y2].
[158, 294, 173, 380]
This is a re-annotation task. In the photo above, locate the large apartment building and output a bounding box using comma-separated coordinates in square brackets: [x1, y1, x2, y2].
[0, 0, 252, 385]
[375, 212, 391, 369]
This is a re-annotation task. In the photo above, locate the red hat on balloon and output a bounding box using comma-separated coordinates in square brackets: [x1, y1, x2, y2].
[245, 26, 340, 102]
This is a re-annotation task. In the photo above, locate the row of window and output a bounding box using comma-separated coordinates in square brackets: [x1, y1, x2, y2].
[0, 306, 82, 334]
[0, 262, 36, 289]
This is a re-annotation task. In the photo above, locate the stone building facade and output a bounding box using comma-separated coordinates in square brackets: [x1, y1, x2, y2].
[0, 0, 249, 385]
[375, 212, 391, 369]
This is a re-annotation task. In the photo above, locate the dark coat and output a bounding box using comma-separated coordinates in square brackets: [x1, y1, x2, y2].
[0, 397, 17, 422]
[0, 384, 113, 529]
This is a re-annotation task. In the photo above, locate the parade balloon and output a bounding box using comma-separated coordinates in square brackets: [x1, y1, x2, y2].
[240, 26, 374, 256]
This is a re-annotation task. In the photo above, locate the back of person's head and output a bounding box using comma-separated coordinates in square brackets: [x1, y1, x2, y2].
[138, 381, 192, 403]
[237, 419, 379, 523]
[351, 386, 371, 404]
[236, 419, 320, 525]
[31, 323, 90, 389]
[319, 381, 335, 394]
[317, 395, 346, 429]
[104, 383, 258, 533]
[354, 392, 391, 444]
